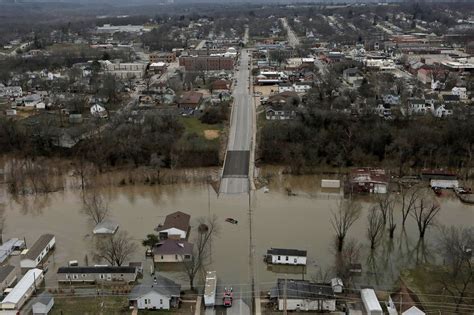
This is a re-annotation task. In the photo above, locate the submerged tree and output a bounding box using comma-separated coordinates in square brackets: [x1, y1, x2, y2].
[398, 185, 421, 227]
[83, 192, 109, 225]
[437, 226, 474, 312]
[331, 199, 362, 252]
[182, 215, 219, 291]
[411, 198, 441, 239]
[94, 231, 135, 266]
[367, 207, 385, 250]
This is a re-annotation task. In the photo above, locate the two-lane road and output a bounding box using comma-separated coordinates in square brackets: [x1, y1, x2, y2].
[220, 50, 253, 194]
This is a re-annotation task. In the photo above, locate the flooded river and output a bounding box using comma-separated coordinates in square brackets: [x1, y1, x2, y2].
[1, 170, 473, 294]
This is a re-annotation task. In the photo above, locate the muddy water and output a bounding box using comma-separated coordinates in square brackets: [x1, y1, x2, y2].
[2, 172, 473, 293]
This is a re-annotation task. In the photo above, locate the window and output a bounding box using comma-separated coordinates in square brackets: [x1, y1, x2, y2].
[160, 299, 163, 304]
[161, 256, 164, 259]
[100, 274, 105, 279]
[82, 274, 86, 277]
[73, 274, 78, 279]
[144, 299, 148, 305]
[184, 254, 191, 259]
[278, 256, 281, 260]
[66, 274, 70, 279]
[286, 256, 289, 261]
[175, 255, 178, 260]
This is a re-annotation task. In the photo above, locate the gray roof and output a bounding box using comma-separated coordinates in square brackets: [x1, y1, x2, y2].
[267, 248, 307, 257]
[93, 220, 119, 234]
[152, 239, 193, 256]
[129, 275, 180, 300]
[24, 234, 54, 260]
[155, 211, 190, 233]
[0, 265, 15, 282]
[33, 292, 54, 306]
[57, 266, 136, 274]
[273, 279, 334, 300]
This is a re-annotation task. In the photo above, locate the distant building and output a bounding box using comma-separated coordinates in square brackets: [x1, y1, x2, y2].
[451, 87, 467, 100]
[93, 220, 119, 235]
[153, 239, 193, 263]
[32, 292, 54, 315]
[149, 52, 176, 63]
[270, 279, 336, 312]
[57, 266, 137, 283]
[265, 108, 296, 120]
[177, 91, 203, 110]
[265, 248, 307, 265]
[20, 234, 55, 269]
[0, 268, 44, 312]
[128, 275, 181, 310]
[347, 168, 388, 194]
[343, 68, 364, 86]
[155, 211, 190, 240]
[179, 56, 234, 71]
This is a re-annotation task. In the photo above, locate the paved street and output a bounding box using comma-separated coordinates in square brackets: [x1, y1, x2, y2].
[220, 50, 253, 194]
[281, 18, 300, 48]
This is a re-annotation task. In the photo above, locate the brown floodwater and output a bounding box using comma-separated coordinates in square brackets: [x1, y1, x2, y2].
[1, 171, 473, 294]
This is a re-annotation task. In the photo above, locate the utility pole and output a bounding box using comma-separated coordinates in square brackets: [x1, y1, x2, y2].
[283, 277, 287, 315]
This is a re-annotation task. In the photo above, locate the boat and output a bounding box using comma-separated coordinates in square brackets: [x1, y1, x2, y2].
[223, 287, 233, 307]
[225, 218, 238, 224]
[454, 187, 474, 204]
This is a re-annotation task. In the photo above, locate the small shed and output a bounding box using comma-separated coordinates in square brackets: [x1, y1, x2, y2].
[93, 220, 119, 235]
[331, 277, 344, 294]
[32, 292, 54, 315]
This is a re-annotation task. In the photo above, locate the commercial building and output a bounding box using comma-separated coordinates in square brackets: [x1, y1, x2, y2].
[179, 56, 234, 71]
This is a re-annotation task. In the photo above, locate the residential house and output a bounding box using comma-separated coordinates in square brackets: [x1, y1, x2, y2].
[0, 238, 26, 264]
[343, 68, 364, 86]
[382, 94, 400, 106]
[128, 275, 181, 310]
[434, 103, 453, 118]
[408, 98, 432, 115]
[153, 239, 193, 263]
[210, 80, 231, 92]
[347, 168, 388, 194]
[452, 87, 467, 100]
[32, 292, 54, 315]
[389, 283, 426, 315]
[265, 108, 296, 120]
[155, 211, 190, 240]
[270, 279, 336, 312]
[0, 268, 44, 312]
[0, 86, 22, 98]
[375, 103, 392, 119]
[18, 94, 42, 108]
[417, 68, 432, 84]
[331, 278, 344, 294]
[57, 266, 137, 283]
[442, 94, 460, 104]
[20, 234, 55, 269]
[93, 220, 119, 235]
[0, 265, 17, 292]
[278, 83, 294, 93]
[267, 91, 300, 107]
[149, 62, 167, 74]
[293, 82, 312, 93]
[177, 92, 203, 110]
[265, 248, 307, 266]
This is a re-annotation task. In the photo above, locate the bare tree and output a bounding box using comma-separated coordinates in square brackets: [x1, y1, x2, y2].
[376, 193, 394, 225]
[437, 226, 474, 312]
[331, 199, 362, 252]
[83, 192, 109, 224]
[335, 238, 361, 285]
[398, 185, 420, 227]
[411, 198, 441, 239]
[94, 231, 135, 266]
[182, 215, 220, 291]
[387, 204, 397, 239]
[367, 207, 385, 250]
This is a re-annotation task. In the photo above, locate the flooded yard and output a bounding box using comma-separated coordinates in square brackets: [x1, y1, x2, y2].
[1, 171, 473, 294]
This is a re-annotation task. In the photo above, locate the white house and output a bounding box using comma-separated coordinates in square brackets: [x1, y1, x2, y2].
[330, 278, 344, 294]
[403, 306, 425, 315]
[20, 234, 55, 269]
[451, 87, 467, 100]
[293, 82, 312, 93]
[270, 279, 336, 312]
[266, 248, 307, 266]
[155, 211, 190, 240]
[0, 268, 44, 311]
[32, 292, 54, 315]
[433, 104, 453, 118]
[278, 83, 294, 93]
[128, 276, 180, 310]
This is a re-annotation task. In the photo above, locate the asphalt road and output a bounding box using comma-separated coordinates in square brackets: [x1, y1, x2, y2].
[281, 18, 300, 48]
[220, 50, 253, 194]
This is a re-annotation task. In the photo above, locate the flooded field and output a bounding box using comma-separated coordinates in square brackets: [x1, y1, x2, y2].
[1, 170, 473, 295]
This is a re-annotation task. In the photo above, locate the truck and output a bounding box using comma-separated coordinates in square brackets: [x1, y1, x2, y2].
[223, 287, 233, 307]
[204, 271, 217, 307]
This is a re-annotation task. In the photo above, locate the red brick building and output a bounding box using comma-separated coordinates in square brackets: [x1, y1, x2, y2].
[179, 56, 234, 71]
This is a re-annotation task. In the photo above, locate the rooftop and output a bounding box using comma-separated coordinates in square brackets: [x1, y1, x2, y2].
[57, 266, 136, 274]
[23, 234, 54, 261]
[152, 239, 193, 256]
[155, 211, 190, 233]
[129, 276, 180, 300]
[272, 279, 334, 300]
[1, 269, 43, 306]
[267, 248, 307, 257]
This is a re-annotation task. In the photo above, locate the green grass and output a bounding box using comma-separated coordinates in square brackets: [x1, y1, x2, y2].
[51, 296, 129, 315]
[179, 117, 222, 138]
